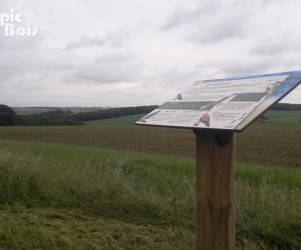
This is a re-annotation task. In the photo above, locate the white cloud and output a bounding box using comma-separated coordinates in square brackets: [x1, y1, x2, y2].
[160, 0, 256, 43]
[0, 0, 301, 106]
[65, 27, 131, 50]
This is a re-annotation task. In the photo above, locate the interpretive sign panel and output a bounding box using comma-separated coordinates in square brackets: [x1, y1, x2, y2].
[136, 71, 301, 131]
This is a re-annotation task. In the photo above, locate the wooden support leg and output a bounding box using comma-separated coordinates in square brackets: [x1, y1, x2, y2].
[195, 130, 235, 250]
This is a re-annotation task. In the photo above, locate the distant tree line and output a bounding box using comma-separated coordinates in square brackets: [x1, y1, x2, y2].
[0, 104, 158, 126]
[0, 105, 17, 125]
[18, 109, 83, 126]
[3, 102, 299, 126]
[74, 105, 158, 121]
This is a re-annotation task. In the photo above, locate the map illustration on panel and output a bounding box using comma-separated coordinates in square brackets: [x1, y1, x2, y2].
[135, 71, 301, 131]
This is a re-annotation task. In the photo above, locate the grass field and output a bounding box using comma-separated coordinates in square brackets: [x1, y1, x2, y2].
[0, 141, 300, 249]
[86, 114, 144, 126]
[0, 112, 300, 249]
[264, 110, 301, 123]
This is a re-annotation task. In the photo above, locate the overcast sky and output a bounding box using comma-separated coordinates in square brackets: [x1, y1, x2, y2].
[0, 0, 301, 107]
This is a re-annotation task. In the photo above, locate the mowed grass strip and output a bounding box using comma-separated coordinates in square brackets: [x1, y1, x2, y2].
[0, 205, 194, 250]
[0, 122, 300, 168]
[0, 141, 300, 249]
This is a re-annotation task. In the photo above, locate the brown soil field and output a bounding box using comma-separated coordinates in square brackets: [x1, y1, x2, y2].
[0, 122, 300, 168]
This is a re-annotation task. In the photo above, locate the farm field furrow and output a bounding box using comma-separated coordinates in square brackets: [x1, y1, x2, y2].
[0, 122, 300, 168]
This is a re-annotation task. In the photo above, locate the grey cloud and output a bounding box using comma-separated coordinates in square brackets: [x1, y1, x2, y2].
[193, 57, 277, 79]
[221, 60, 275, 77]
[65, 35, 106, 50]
[250, 35, 301, 56]
[1, 0, 301, 106]
[0, 31, 77, 95]
[66, 52, 143, 84]
[251, 43, 288, 56]
[186, 14, 248, 43]
[144, 62, 220, 90]
[0, 35, 45, 82]
[160, 0, 266, 43]
[161, 0, 278, 31]
[75, 68, 138, 84]
[258, 0, 290, 8]
[0, 31, 44, 50]
[0, 1, 16, 12]
[65, 27, 130, 50]
[0, 24, 143, 98]
[160, 1, 219, 30]
[94, 51, 134, 64]
[156, 66, 197, 88]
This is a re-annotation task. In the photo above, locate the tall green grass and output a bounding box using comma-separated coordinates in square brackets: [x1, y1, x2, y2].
[0, 141, 300, 249]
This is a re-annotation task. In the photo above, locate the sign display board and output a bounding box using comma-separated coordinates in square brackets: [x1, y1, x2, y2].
[136, 71, 301, 131]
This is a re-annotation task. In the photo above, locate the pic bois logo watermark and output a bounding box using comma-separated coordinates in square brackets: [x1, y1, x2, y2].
[0, 9, 39, 37]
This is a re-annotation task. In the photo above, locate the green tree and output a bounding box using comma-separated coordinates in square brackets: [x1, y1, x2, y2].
[0, 104, 17, 125]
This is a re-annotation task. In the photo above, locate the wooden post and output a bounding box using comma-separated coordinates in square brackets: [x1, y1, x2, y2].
[195, 129, 235, 250]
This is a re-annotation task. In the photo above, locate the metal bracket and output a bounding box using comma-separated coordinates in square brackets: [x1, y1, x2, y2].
[214, 131, 233, 146]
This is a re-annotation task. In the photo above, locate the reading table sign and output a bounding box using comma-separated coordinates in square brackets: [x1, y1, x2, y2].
[135, 71, 301, 250]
